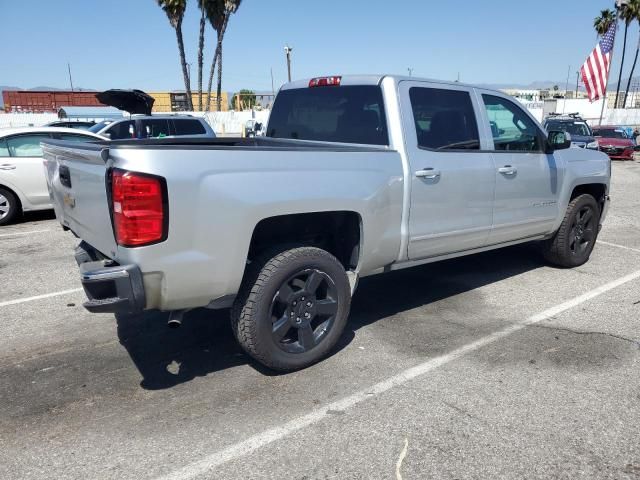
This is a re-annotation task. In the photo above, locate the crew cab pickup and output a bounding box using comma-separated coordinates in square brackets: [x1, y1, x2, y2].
[42, 75, 611, 371]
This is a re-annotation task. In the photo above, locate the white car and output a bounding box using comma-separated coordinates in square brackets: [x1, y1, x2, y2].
[0, 127, 103, 225]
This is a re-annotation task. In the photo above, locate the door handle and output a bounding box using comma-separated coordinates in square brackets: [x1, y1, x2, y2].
[415, 168, 441, 179]
[0, 164, 16, 170]
[498, 165, 517, 175]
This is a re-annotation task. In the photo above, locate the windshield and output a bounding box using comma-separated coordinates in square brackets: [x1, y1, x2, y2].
[545, 121, 591, 137]
[88, 121, 113, 133]
[267, 85, 388, 145]
[593, 128, 627, 139]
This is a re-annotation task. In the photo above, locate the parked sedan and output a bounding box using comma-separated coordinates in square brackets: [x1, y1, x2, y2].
[0, 127, 103, 225]
[591, 125, 635, 161]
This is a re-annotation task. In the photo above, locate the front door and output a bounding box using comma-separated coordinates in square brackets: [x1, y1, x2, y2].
[2, 133, 53, 207]
[479, 93, 562, 244]
[400, 82, 496, 260]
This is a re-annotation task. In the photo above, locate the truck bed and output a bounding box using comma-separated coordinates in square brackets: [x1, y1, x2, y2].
[41, 137, 405, 311]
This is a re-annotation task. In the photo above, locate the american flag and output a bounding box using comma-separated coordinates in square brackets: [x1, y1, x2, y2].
[581, 22, 616, 102]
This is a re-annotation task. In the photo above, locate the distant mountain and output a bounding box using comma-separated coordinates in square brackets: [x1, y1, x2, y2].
[608, 76, 640, 91]
[478, 80, 585, 91]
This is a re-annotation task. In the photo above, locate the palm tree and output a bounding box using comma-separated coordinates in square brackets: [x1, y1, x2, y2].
[157, 0, 193, 111]
[204, 0, 225, 111]
[205, 0, 242, 111]
[623, 0, 640, 108]
[615, 4, 635, 108]
[594, 9, 616, 36]
[216, 1, 242, 112]
[197, 0, 208, 111]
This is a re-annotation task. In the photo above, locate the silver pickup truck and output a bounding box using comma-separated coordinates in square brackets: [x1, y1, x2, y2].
[42, 75, 611, 371]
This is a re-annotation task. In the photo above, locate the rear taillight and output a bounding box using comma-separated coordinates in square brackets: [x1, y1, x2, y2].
[111, 169, 167, 247]
[309, 76, 342, 87]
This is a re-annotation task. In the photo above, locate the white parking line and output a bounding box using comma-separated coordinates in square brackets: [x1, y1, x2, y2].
[0, 288, 83, 308]
[598, 240, 640, 254]
[0, 229, 51, 239]
[155, 269, 640, 480]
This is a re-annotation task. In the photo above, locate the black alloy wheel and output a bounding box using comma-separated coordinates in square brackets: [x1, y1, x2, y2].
[270, 268, 339, 354]
[569, 205, 596, 257]
[231, 246, 351, 371]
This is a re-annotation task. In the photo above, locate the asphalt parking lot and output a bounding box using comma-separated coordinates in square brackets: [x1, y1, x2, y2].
[1, 162, 639, 480]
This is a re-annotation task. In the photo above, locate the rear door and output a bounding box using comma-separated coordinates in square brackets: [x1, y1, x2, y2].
[478, 92, 562, 244]
[43, 141, 118, 257]
[399, 81, 496, 259]
[2, 133, 52, 207]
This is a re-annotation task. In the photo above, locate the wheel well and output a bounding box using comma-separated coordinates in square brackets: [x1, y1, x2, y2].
[0, 184, 22, 209]
[571, 184, 606, 211]
[248, 211, 362, 270]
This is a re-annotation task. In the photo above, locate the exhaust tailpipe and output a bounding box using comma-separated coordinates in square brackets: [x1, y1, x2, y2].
[167, 310, 186, 329]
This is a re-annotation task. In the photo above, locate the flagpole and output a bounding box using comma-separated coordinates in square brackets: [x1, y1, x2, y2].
[601, 2, 626, 125]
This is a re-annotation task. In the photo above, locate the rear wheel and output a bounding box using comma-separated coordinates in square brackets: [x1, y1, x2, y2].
[231, 246, 351, 371]
[0, 187, 20, 226]
[542, 194, 600, 268]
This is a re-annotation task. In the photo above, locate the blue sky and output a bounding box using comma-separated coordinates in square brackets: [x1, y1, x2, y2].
[1, 0, 638, 92]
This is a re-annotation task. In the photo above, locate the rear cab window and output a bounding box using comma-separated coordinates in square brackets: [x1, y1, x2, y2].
[267, 85, 388, 145]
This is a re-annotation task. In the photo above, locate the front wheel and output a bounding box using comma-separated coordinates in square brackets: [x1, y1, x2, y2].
[542, 194, 601, 268]
[231, 246, 351, 371]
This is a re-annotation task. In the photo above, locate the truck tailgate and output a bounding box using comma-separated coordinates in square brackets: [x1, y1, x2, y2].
[42, 141, 118, 258]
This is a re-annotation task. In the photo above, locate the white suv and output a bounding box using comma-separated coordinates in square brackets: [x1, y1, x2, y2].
[88, 115, 215, 140]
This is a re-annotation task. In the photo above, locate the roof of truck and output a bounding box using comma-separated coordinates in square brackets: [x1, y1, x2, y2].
[281, 74, 503, 93]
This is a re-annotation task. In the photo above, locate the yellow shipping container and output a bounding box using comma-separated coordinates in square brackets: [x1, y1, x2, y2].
[148, 92, 228, 113]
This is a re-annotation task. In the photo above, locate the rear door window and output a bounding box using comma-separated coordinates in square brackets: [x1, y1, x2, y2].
[106, 121, 135, 140]
[141, 119, 171, 138]
[173, 119, 206, 135]
[267, 85, 388, 145]
[6, 134, 51, 157]
[409, 87, 480, 150]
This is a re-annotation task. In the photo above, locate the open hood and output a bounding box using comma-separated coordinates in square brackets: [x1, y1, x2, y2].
[95, 89, 155, 115]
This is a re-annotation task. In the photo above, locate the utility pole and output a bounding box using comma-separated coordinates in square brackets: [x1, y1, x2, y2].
[284, 45, 293, 83]
[271, 68, 275, 97]
[562, 65, 571, 113]
[67, 63, 75, 106]
[407, 68, 413, 77]
[575, 71, 580, 97]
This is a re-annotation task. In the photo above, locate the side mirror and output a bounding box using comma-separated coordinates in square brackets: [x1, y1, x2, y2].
[547, 130, 571, 151]
[101, 132, 112, 140]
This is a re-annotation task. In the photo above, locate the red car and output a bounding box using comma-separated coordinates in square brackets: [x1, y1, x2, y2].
[591, 126, 635, 160]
